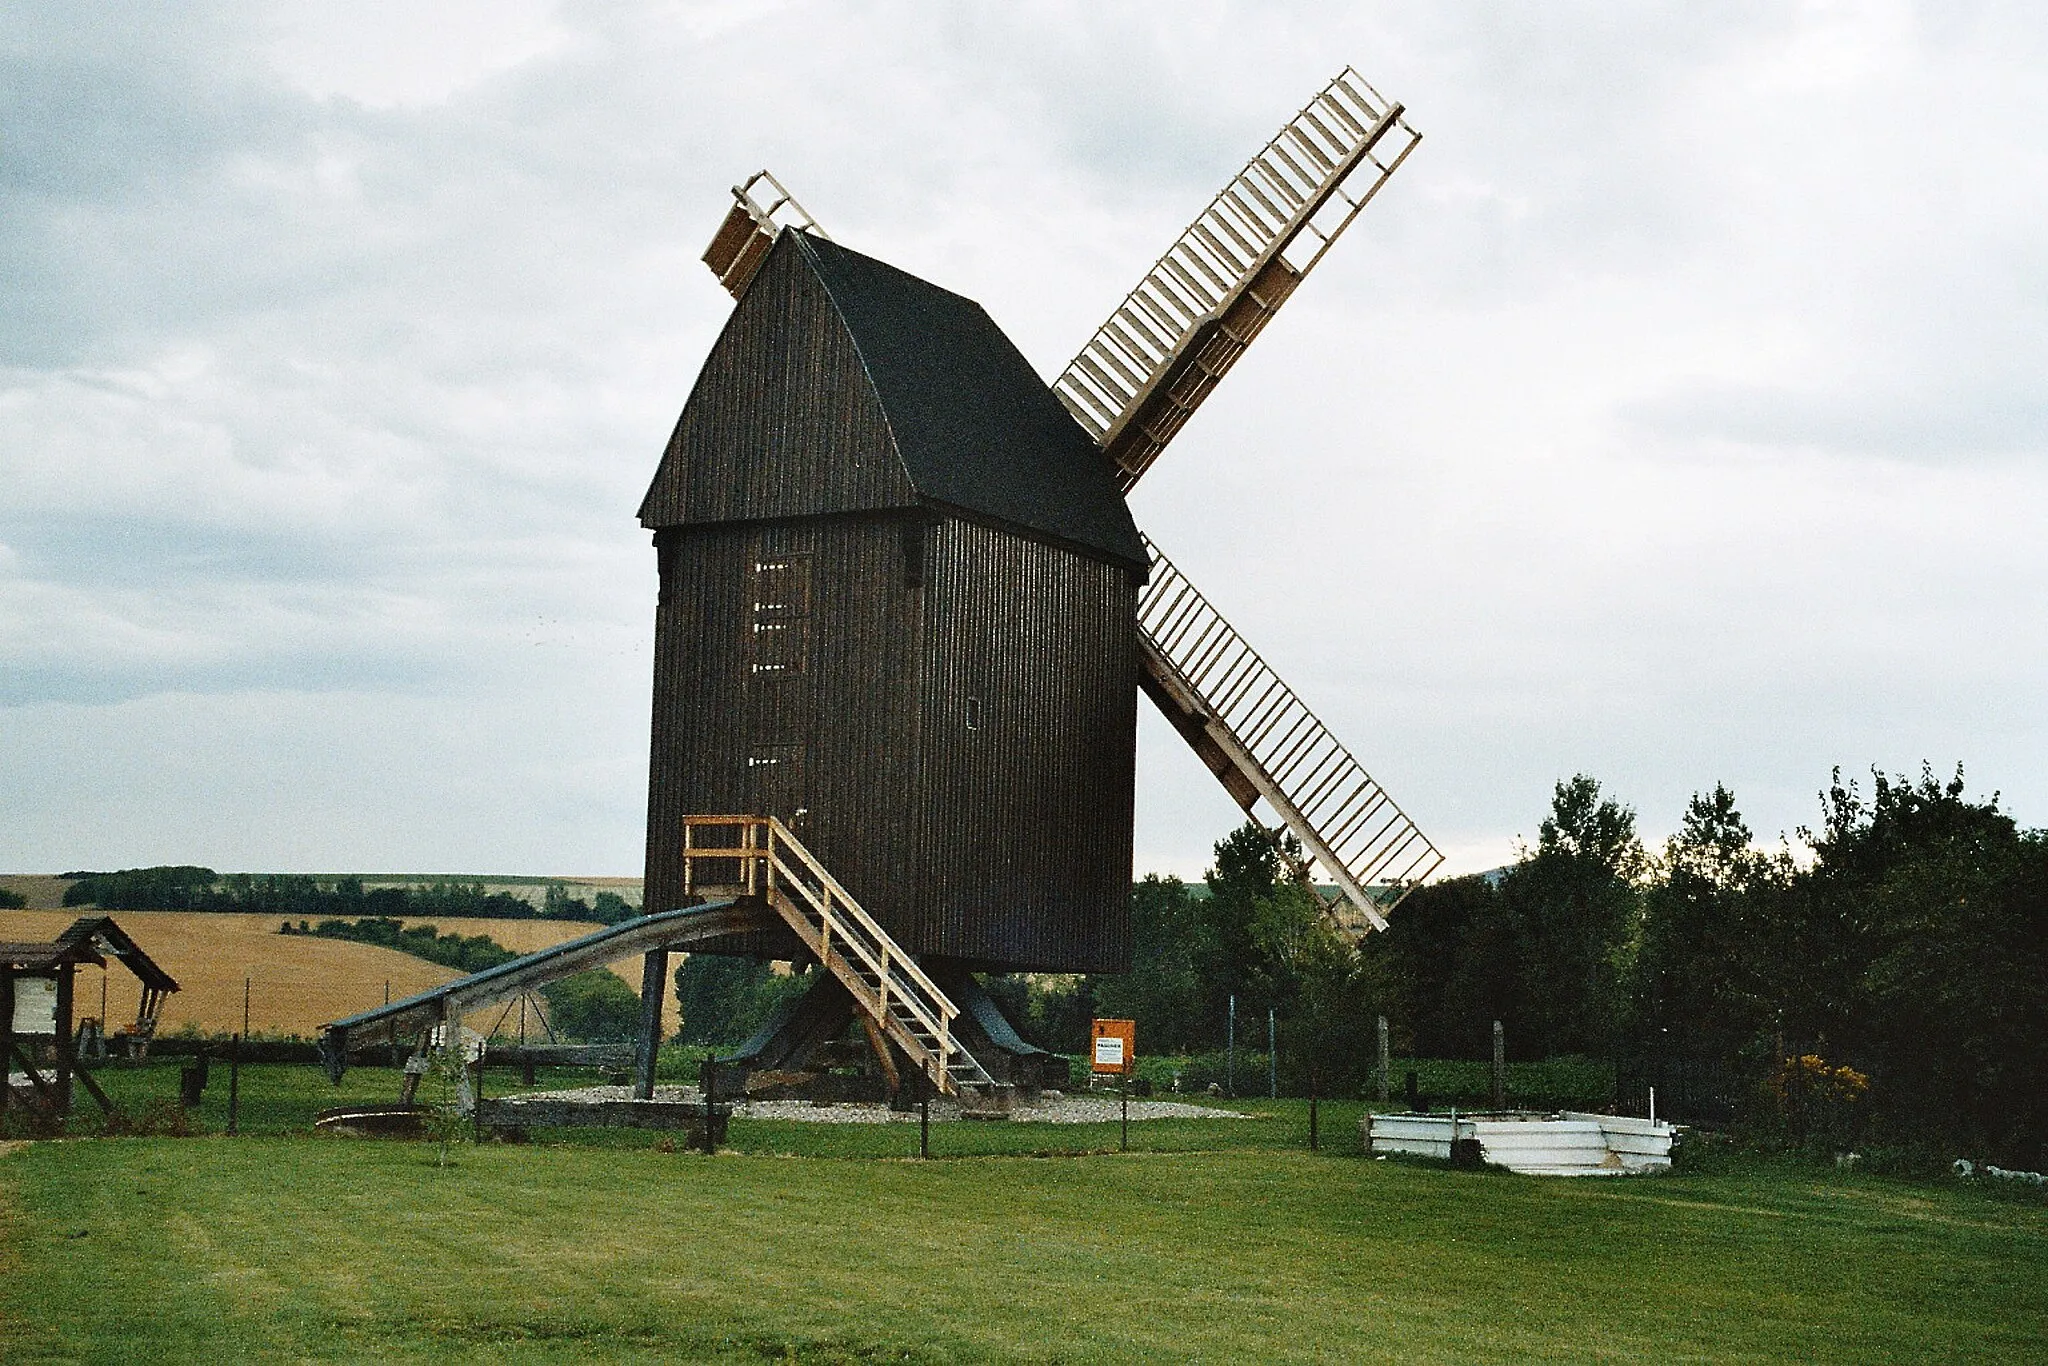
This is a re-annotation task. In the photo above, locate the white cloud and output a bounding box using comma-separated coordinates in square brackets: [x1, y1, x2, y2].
[261, 0, 578, 110]
[3, 0, 2045, 881]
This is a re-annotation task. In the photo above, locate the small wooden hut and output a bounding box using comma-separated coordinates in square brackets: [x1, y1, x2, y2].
[2, 916, 179, 1118]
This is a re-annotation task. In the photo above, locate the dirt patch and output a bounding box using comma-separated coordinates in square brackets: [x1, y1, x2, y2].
[503, 1084, 1256, 1125]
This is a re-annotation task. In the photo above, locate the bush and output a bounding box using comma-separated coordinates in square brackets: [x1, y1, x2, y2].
[542, 970, 642, 1043]
[0, 887, 26, 909]
[1134, 1051, 1616, 1106]
[284, 917, 522, 974]
[673, 956, 810, 1046]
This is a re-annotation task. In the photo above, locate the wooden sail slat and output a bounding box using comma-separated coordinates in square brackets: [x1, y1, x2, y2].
[1052, 67, 1418, 490]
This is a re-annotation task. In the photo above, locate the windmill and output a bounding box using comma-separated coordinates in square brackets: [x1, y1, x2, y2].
[641, 69, 1443, 1100]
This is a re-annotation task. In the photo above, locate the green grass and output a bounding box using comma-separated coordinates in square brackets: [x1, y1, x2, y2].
[3, 1076, 2045, 1363]
[28, 1058, 1333, 1157]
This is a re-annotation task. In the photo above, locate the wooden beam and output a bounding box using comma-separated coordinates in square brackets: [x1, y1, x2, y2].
[9, 1043, 58, 1110]
[0, 971, 13, 1117]
[633, 948, 669, 1100]
[857, 1014, 901, 1096]
[54, 963, 74, 1116]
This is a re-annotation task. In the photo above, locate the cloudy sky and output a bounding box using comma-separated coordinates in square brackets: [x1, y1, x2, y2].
[3, 1, 2044, 881]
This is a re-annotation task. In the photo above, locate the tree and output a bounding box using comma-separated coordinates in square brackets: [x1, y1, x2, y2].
[63, 866, 217, 910]
[1372, 872, 1516, 1058]
[1633, 784, 1790, 1059]
[541, 970, 643, 1042]
[673, 954, 809, 1046]
[1792, 765, 2045, 1161]
[1497, 775, 1646, 1058]
[1197, 824, 1286, 1019]
[0, 887, 25, 910]
[1093, 876, 1209, 1053]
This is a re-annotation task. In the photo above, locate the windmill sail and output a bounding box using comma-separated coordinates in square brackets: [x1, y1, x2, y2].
[1053, 69, 1420, 491]
[1138, 535, 1442, 934]
[701, 170, 831, 299]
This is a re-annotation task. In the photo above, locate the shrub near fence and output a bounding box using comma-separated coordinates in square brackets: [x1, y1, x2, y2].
[1136, 1051, 1616, 1109]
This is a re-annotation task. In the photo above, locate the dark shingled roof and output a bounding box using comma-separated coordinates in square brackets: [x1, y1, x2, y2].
[793, 234, 1146, 570]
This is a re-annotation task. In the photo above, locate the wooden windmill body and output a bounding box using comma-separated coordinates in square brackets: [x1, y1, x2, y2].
[641, 230, 1145, 976]
[641, 72, 1446, 1097]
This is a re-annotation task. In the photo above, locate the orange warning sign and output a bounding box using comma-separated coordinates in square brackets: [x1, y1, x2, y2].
[1090, 1018, 1136, 1075]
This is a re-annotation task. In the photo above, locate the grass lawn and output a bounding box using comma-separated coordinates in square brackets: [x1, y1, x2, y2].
[3, 1068, 2045, 1363]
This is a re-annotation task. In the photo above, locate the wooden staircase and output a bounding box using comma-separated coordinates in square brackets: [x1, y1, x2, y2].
[679, 815, 993, 1095]
[1137, 535, 1443, 934]
[1052, 68, 1421, 491]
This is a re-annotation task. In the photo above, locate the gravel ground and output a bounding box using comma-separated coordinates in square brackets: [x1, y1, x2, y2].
[498, 1084, 1256, 1125]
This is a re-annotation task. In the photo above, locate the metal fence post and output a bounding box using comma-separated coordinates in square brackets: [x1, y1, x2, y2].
[1491, 1019, 1506, 1110]
[1308, 1058, 1320, 1152]
[1267, 1006, 1277, 1099]
[1376, 1015, 1390, 1103]
[1226, 995, 1236, 1097]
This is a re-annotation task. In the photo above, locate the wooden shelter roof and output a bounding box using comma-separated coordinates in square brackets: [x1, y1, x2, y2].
[0, 916, 180, 992]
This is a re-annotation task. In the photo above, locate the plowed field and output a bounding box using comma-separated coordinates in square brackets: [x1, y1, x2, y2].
[0, 910, 676, 1038]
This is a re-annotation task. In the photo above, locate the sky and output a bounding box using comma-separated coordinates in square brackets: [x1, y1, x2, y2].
[3, 1, 2045, 881]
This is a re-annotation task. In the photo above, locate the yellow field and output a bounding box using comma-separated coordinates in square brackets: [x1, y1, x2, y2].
[0, 910, 679, 1040]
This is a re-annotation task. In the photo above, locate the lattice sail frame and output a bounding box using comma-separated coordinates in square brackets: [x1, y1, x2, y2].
[1052, 68, 1421, 492]
[1136, 537, 1443, 934]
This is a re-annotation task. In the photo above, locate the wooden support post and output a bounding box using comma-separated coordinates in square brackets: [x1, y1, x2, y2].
[1375, 1014, 1390, 1103]
[399, 1038, 426, 1105]
[227, 1032, 241, 1136]
[69, 1055, 116, 1117]
[0, 972, 14, 1118]
[857, 1015, 901, 1096]
[10, 1043, 59, 1111]
[634, 948, 669, 1101]
[54, 964, 74, 1117]
[1491, 1019, 1506, 1111]
[444, 1000, 469, 1113]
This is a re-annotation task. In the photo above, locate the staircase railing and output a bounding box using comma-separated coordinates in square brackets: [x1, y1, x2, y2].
[679, 815, 990, 1094]
[1052, 68, 1421, 490]
[1137, 536, 1443, 933]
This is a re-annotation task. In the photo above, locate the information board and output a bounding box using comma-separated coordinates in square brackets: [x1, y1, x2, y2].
[1090, 1017, 1135, 1076]
[10, 976, 57, 1036]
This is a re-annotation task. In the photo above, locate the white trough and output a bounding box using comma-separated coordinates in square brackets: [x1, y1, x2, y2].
[1366, 1111, 1676, 1176]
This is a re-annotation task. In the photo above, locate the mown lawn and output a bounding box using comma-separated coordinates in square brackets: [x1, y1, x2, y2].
[38, 1058, 1344, 1157]
[3, 1091, 2044, 1363]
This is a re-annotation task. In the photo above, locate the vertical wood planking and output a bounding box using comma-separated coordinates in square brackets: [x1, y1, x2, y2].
[639, 236, 919, 529]
[912, 520, 1137, 971]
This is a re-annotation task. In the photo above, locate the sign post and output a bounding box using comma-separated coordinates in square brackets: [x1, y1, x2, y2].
[1091, 1018, 1135, 1152]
